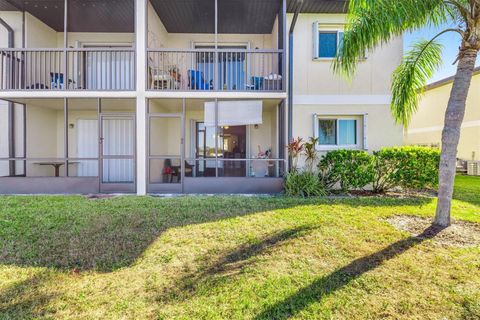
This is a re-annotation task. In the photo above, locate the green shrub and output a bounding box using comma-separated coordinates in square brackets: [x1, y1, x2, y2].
[317, 150, 374, 192]
[373, 146, 440, 192]
[284, 171, 326, 197]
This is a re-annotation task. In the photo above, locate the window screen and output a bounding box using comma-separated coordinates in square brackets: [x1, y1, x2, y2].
[318, 119, 337, 145]
[338, 120, 357, 145]
[318, 32, 338, 58]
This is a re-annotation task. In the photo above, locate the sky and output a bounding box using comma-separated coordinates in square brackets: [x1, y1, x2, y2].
[404, 23, 480, 84]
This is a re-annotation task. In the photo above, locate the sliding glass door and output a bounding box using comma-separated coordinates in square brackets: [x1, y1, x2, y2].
[195, 123, 247, 177]
[195, 45, 247, 90]
[85, 45, 134, 90]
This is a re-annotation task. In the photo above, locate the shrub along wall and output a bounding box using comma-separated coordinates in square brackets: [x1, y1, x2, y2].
[284, 145, 440, 196]
[372, 146, 440, 192]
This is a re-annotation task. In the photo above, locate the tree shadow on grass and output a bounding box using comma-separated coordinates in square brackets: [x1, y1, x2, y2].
[0, 271, 56, 319]
[156, 225, 315, 303]
[0, 195, 433, 273]
[0, 196, 311, 273]
[254, 225, 445, 320]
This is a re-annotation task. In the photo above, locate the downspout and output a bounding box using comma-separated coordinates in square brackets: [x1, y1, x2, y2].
[287, 0, 303, 171]
[0, 16, 15, 176]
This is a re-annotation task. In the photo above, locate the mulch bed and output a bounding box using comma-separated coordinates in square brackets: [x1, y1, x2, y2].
[387, 215, 480, 248]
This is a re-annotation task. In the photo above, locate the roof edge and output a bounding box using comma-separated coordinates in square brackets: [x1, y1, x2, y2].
[425, 66, 480, 91]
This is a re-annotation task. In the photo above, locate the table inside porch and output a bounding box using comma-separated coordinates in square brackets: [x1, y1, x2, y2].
[34, 161, 79, 177]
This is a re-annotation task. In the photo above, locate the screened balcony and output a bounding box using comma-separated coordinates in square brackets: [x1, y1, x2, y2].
[0, 0, 135, 91]
[146, 0, 286, 92]
[1, 48, 135, 90]
[147, 49, 283, 92]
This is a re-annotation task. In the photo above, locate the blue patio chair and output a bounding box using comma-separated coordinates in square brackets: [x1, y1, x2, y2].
[50, 72, 64, 90]
[188, 70, 210, 90]
[251, 76, 263, 90]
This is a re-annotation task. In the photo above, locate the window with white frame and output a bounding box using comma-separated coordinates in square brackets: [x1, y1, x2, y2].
[318, 118, 356, 145]
[312, 22, 367, 60]
[313, 114, 368, 149]
[312, 22, 344, 59]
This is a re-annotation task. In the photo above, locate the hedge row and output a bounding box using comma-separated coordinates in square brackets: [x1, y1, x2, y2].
[285, 146, 440, 196]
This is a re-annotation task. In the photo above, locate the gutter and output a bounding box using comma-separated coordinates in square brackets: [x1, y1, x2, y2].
[287, 0, 303, 170]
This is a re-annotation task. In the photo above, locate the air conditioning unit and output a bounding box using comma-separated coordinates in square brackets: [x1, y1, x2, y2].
[467, 161, 480, 176]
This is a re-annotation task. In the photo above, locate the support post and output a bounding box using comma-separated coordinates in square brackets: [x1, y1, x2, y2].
[64, 0, 68, 90]
[64, 98, 69, 176]
[135, 0, 147, 195]
[214, 0, 218, 90]
[288, 0, 303, 171]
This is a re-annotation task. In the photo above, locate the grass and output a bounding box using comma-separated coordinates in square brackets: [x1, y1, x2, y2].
[454, 175, 480, 206]
[0, 178, 479, 319]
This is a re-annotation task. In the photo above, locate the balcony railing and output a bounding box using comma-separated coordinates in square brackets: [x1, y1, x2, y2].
[147, 49, 284, 92]
[0, 48, 135, 91]
[1, 48, 284, 92]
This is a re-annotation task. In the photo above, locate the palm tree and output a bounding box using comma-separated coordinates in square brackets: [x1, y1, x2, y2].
[334, 0, 479, 227]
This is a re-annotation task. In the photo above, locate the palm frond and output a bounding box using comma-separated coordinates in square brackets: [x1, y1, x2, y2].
[334, 0, 450, 77]
[390, 39, 444, 127]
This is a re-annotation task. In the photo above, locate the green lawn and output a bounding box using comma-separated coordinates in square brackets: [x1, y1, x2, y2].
[454, 175, 480, 206]
[0, 178, 479, 319]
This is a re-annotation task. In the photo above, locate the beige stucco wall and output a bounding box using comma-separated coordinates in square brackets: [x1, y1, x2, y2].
[147, 1, 170, 48]
[0, 11, 56, 47]
[0, 11, 23, 48]
[58, 33, 134, 48]
[288, 14, 403, 95]
[289, 13, 404, 168]
[25, 104, 60, 176]
[0, 11, 56, 48]
[25, 13, 57, 48]
[405, 72, 480, 160]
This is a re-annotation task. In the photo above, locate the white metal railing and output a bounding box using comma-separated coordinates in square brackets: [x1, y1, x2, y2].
[147, 49, 284, 92]
[0, 48, 135, 91]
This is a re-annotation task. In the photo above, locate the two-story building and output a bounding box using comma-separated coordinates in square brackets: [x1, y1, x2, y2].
[405, 67, 480, 167]
[0, 0, 403, 194]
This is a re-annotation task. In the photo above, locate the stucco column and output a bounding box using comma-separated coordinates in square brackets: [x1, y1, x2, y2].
[135, 0, 147, 195]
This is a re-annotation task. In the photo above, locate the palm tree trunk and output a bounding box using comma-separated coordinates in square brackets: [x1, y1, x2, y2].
[434, 48, 478, 227]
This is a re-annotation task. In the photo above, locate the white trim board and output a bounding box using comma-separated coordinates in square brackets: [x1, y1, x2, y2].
[146, 91, 287, 99]
[0, 91, 137, 99]
[293, 95, 391, 105]
[408, 120, 480, 134]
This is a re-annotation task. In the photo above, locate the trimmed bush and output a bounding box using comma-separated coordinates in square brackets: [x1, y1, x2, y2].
[373, 146, 440, 192]
[317, 150, 374, 192]
[284, 171, 326, 197]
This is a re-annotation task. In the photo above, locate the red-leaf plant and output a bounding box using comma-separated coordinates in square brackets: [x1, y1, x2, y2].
[287, 137, 304, 171]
